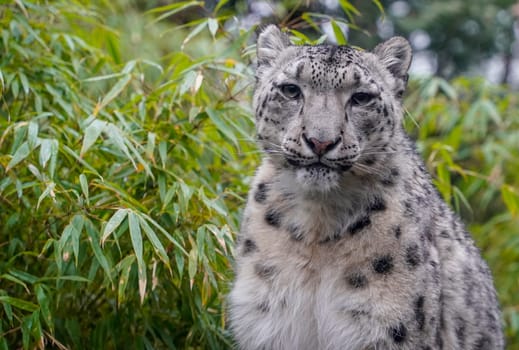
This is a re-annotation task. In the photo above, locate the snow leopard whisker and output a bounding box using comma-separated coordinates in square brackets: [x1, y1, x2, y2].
[352, 163, 387, 177]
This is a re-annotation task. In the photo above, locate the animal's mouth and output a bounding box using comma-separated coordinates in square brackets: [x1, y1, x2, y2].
[305, 162, 331, 170]
[287, 159, 352, 172]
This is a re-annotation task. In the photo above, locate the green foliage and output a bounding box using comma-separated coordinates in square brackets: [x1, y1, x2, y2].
[405, 77, 519, 347]
[0, 1, 255, 348]
[1, 1, 518, 349]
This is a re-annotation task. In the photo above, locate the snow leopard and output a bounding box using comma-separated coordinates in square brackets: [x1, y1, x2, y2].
[228, 25, 504, 350]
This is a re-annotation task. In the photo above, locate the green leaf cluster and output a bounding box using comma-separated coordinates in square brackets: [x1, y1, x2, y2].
[0, 1, 255, 348]
[405, 77, 519, 347]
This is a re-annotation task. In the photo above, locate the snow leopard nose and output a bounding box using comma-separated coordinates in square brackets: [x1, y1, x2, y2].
[302, 134, 340, 156]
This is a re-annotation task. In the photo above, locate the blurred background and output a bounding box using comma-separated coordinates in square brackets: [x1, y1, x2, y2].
[105, 0, 519, 86]
[1, 0, 518, 349]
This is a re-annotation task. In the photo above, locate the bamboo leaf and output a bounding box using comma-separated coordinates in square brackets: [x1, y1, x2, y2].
[36, 275, 90, 283]
[116, 255, 135, 305]
[208, 18, 218, 38]
[48, 139, 58, 179]
[98, 74, 132, 111]
[36, 182, 55, 210]
[138, 214, 170, 268]
[140, 213, 188, 256]
[330, 20, 347, 45]
[147, 1, 203, 25]
[188, 247, 198, 288]
[1, 273, 30, 293]
[18, 72, 30, 95]
[206, 108, 238, 147]
[39, 138, 53, 168]
[6, 141, 30, 171]
[101, 209, 128, 245]
[85, 219, 113, 284]
[0, 291, 13, 324]
[214, 0, 230, 14]
[105, 123, 136, 168]
[70, 215, 84, 266]
[79, 174, 89, 205]
[81, 119, 107, 157]
[0, 296, 38, 312]
[181, 21, 207, 50]
[35, 284, 53, 332]
[128, 211, 146, 303]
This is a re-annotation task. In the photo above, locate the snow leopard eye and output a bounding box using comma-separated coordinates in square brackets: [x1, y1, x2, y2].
[280, 84, 302, 99]
[350, 92, 375, 106]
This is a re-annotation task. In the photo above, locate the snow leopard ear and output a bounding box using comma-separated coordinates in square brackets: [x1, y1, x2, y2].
[373, 37, 412, 83]
[256, 25, 291, 67]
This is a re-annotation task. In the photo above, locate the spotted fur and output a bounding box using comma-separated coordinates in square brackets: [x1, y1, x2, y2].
[228, 25, 503, 350]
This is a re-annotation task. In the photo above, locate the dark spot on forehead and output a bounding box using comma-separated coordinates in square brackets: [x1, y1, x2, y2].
[295, 61, 305, 79]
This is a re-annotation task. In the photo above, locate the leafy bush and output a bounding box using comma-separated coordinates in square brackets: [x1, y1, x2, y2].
[0, 1, 255, 348]
[405, 77, 519, 346]
[0, 1, 518, 349]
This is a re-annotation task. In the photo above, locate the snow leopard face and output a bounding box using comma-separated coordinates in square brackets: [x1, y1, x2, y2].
[253, 26, 412, 192]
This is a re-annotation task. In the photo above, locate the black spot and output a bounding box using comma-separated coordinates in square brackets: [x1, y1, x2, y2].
[265, 208, 282, 227]
[414, 296, 426, 331]
[295, 61, 305, 79]
[369, 196, 386, 212]
[364, 156, 377, 165]
[439, 230, 450, 238]
[474, 335, 492, 350]
[254, 263, 276, 280]
[287, 224, 304, 241]
[390, 323, 407, 343]
[350, 309, 369, 318]
[373, 255, 394, 274]
[346, 272, 368, 289]
[455, 316, 466, 348]
[254, 182, 269, 203]
[257, 300, 270, 313]
[380, 167, 400, 187]
[436, 303, 444, 349]
[243, 239, 257, 255]
[319, 229, 342, 244]
[403, 200, 414, 216]
[394, 225, 402, 238]
[405, 243, 421, 268]
[430, 260, 441, 285]
[348, 215, 371, 235]
[424, 227, 433, 242]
